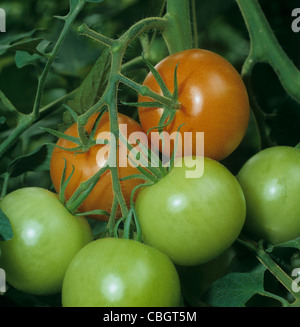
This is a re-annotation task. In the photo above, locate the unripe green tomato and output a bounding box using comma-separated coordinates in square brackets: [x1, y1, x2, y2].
[62, 238, 181, 307]
[135, 156, 246, 266]
[237, 146, 300, 244]
[0, 187, 93, 295]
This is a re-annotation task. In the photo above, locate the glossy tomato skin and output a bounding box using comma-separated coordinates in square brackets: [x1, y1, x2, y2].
[0, 187, 93, 295]
[62, 238, 181, 307]
[50, 112, 145, 220]
[237, 146, 300, 244]
[135, 156, 246, 266]
[138, 49, 250, 161]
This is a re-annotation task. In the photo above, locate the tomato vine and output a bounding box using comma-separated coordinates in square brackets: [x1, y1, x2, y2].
[1, 0, 300, 308]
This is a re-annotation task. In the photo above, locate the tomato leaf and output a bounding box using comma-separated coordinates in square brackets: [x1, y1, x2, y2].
[15, 51, 42, 69]
[0, 29, 45, 54]
[266, 236, 300, 252]
[202, 265, 284, 307]
[64, 47, 111, 121]
[0, 38, 45, 57]
[0, 208, 13, 241]
[6, 144, 52, 177]
[85, 217, 107, 237]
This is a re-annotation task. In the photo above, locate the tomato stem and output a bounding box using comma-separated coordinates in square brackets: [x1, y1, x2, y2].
[0, 1, 85, 158]
[237, 237, 300, 306]
[237, 0, 300, 105]
[106, 196, 120, 236]
[162, 0, 193, 54]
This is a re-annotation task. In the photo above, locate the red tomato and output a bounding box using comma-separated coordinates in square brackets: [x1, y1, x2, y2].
[138, 49, 250, 161]
[50, 112, 145, 220]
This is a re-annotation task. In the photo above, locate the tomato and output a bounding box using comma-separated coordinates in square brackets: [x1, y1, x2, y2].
[62, 237, 181, 307]
[138, 48, 250, 161]
[135, 156, 246, 266]
[237, 146, 300, 245]
[0, 187, 93, 295]
[50, 112, 145, 220]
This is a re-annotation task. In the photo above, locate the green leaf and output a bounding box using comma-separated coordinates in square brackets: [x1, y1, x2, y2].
[85, 217, 107, 237]
[6, 144, 52, 178]
[15, 51, 42, 69]
[0, 208, 13, 241]
[266, 236, 300, 252]
[0, 29, 44, 47]
[0, 38, 44, 57]
[202, 265, 269, 307]
[63, 48, 111, 126]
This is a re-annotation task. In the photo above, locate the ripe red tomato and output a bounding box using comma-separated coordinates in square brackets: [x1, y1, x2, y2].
[138, 49, 250, 161]
[50, 112, 145, 220]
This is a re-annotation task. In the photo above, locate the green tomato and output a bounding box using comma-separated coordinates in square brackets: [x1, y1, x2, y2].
[237, 146, 300, 245]
[135, 156, 246, 266]
[62, 238, 181, 307]
[0, 187, 93, 295]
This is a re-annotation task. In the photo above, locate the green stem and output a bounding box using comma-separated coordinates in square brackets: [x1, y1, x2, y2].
[118, 17, 168, 50]
[236, 0, 300, 104]
[106, 195, 119, 236]
[106, 49, 129, 218]
[0, 115, 33, 157]
[32, 1, 85, 119]
[0, 89, 18, 113]
[191, 0, 198, 48]
[1, 172, 10, 199]
[0, 2, 85, 158]
[163, 0, 193, 53]
[78, 23, 114, 47]
[237, 238, 300, 305]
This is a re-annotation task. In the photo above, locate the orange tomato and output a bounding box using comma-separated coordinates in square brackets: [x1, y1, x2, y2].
[138, 49, 250, 161]
[50, 112, 145, 220]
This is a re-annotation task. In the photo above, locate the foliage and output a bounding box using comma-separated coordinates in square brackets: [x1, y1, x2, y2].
[0, 0, 300, 307]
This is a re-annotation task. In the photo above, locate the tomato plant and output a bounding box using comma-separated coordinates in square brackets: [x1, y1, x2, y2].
[1, 0, 300, 309]
[62, 237, 181, 307]
[237, 146, 300, 245]
[0, 187, 93, 295]
[50, 112, 146, 220]
[138, 48, 250, 161]
[135, 156, 246, 266]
